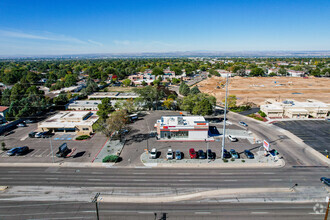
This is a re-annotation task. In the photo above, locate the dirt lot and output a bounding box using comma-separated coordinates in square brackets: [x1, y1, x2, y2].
[197, 76, 330, 106]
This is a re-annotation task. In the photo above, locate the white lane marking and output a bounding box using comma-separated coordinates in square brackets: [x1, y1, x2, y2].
[251, 212, 269, 214]
[133, 179, 146, 182]
[178, 173, 190, 175]
[308, 213, 324, 215]
[224, 179, 238, 182]
[20, 135, 28, 141]
[30, 149, 41, 157]
[179, 180, 191, 182]
[38, 150, 49, 157]
[133, 173, 146, 175]
[263, 172, 275, 174]
[8, 171, 20, 173]
[88, 179, 103, 181]
[269, 179, 282, 181]
[91, 172, 104, 174]
[0, 178, 13, 180]
[195, 212, 211, 214]
[138, 211, 154, 214]
[27, 217, 93, 220]
[45, 178, 59, 180]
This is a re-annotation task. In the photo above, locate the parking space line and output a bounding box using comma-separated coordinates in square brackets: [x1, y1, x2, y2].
[30, 149, 41, 157]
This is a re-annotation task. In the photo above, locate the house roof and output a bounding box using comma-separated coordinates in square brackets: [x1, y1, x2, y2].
[0, 106, 9, 112]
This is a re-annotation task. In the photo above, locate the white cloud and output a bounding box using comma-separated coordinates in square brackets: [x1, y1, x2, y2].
[88, 39, 103, 46]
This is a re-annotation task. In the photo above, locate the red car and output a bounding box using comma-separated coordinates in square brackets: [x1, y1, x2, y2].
[189, 148, 197, 159]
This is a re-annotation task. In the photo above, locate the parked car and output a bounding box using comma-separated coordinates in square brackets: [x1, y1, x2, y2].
[16, 146, 29, 156]
[29, 131, 37, 138]
[17, 123, 27, 127]
[320, 177, 330, 186]
[35, 132, 43, 138]
[228, 135, 238, 142]
[6, 147, 20, 156]
[244, 150, 254, 159]
[268, 149, 278, 157]
[239, 121, 248, 127]
[167, 149, 173, 160]
[229, 149, 239, 159]
[56, 143, 71, 158]
[189, 148, 197, 159]
[41, 131, 54, 138]
[149, 148, 157, 159]
[223, 149, 232, 159]
[175, 150, 182, 160]
[198, 150, 206, 159]
[3, 131, 14, 136]
[207, 149, 215, 159]
[24, 119, 35, 124]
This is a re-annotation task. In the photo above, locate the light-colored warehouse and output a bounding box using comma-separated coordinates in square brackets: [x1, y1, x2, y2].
[38, 111, 99, 135]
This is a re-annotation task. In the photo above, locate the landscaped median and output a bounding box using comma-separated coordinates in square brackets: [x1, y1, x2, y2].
[140, 151, 285, 168]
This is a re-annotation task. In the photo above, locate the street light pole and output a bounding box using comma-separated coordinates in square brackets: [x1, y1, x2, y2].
[92, 192, 100, 220]
[221, 74, 229, 159]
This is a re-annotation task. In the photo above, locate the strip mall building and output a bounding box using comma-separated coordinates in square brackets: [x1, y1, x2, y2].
[155, 116, 209, 141]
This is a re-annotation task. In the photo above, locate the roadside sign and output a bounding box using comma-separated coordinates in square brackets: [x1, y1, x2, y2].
[263, 140, 270, 151]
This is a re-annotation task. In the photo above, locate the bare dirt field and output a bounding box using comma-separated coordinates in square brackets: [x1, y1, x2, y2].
[197, 76, 330, 106]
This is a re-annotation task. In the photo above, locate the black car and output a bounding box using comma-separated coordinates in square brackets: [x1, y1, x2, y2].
[16, 146, 29, 156]
[29, 131, 37, 138]
[41, 131, 54, 138]
[320, 177, 330, 186]
[3, 131, 14, 136]
[223, 149, 232, 159]
[207, 149, 215, 159]
[244, 150, 254, 159]
[56, 143, 71, 158]
[197, 150, 206, 159]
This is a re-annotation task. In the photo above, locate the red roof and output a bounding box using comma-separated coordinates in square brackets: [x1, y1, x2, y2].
[0, 106, 9, 112]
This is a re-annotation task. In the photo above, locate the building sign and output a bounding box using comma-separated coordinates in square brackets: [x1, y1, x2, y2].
[197, 123, 206, 125]
[263, 140, 270, 151]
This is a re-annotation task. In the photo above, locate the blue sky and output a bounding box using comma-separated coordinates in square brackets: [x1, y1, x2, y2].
[0, 0, 329, 55]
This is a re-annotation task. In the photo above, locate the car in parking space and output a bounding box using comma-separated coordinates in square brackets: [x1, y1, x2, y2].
[175, 150, 182, 160]
[244, 150, 254, 159]
[29, 131, 37, 138]
[268, 149, 278, 157]
[197, 150, 206, 159]
[16, 146, 29, 156]
[230, 149, 239, 159]
[17, 123, 27, 127]
[239, 121, 248, 127]
[35, 132, 43, 138]
[207, 149, 215, 159]
[189, 148, 197, 159]
[41, 131, 54, 138]
[223, 149, 232, 159]
[149, 148, 157, 159]
[167, 149, 174, 160]
[6, 147, 20, 156]
[228, 135, 238, 142]
[24, 119, 35, 124]
[320, 177, 330, 186]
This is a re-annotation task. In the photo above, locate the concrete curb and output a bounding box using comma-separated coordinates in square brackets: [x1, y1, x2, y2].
[0, 162, 114, 168]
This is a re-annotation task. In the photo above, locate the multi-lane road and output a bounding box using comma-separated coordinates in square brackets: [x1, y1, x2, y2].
[0, 166, 329, 219]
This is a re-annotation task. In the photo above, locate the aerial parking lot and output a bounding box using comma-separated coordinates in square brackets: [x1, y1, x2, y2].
[0, 122, 108, 163]
[119, 111, 269, 167]
[273, 120, 330, 157]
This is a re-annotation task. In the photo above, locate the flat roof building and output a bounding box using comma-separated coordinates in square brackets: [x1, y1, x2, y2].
[66, 100, 102, 111]
[260, 99, 330, 119]
[88, 92, 139, 99]
[38, 111, 99, 135]
[155, 115, 209, 141]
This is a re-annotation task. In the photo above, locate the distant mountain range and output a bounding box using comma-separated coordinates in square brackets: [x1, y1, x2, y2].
[1, 50, 330, 59]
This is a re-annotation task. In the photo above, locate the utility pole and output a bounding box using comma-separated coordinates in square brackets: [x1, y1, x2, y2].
[324, 196, 329, 220]
[92, 193, 100, 220]
[221, 74, 229, 159]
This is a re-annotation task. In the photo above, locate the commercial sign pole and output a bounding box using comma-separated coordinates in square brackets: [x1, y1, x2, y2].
[221, 74, 229, 158]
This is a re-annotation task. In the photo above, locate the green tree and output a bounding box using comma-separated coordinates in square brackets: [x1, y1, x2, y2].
[53, 93, 69, 109]
[190, 86, 200, 95]
[122, 79, 132, 87]
[134, 86, 164, 110]
[278, 68, 287, 76]
[163, 98, 174, 110]
[250, 67, 265, 76]
[97, 98, 114, 120]
[152, 67, 164, 76]
[223, 95, 237, 108]
[64, 74, 77, 87]
[192, 99, 213, 116]
[179, 82, 190, 96]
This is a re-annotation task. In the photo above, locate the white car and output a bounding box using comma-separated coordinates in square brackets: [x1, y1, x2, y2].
[149, 148, 157, 159]
[167, 149, 173, 160]
[228, 135, 238, 142]
[34, 132, 43, 138]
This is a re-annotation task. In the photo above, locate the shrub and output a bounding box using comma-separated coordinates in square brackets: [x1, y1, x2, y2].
[242, 160, 245, 163]
[76, 135, 90, 140]
[102, 155, 119, 163]
[258, 110, 267, 117]
[223, 159, 228, 163]
[247, 114, 264, 121]
[230, 158, 235, 162]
